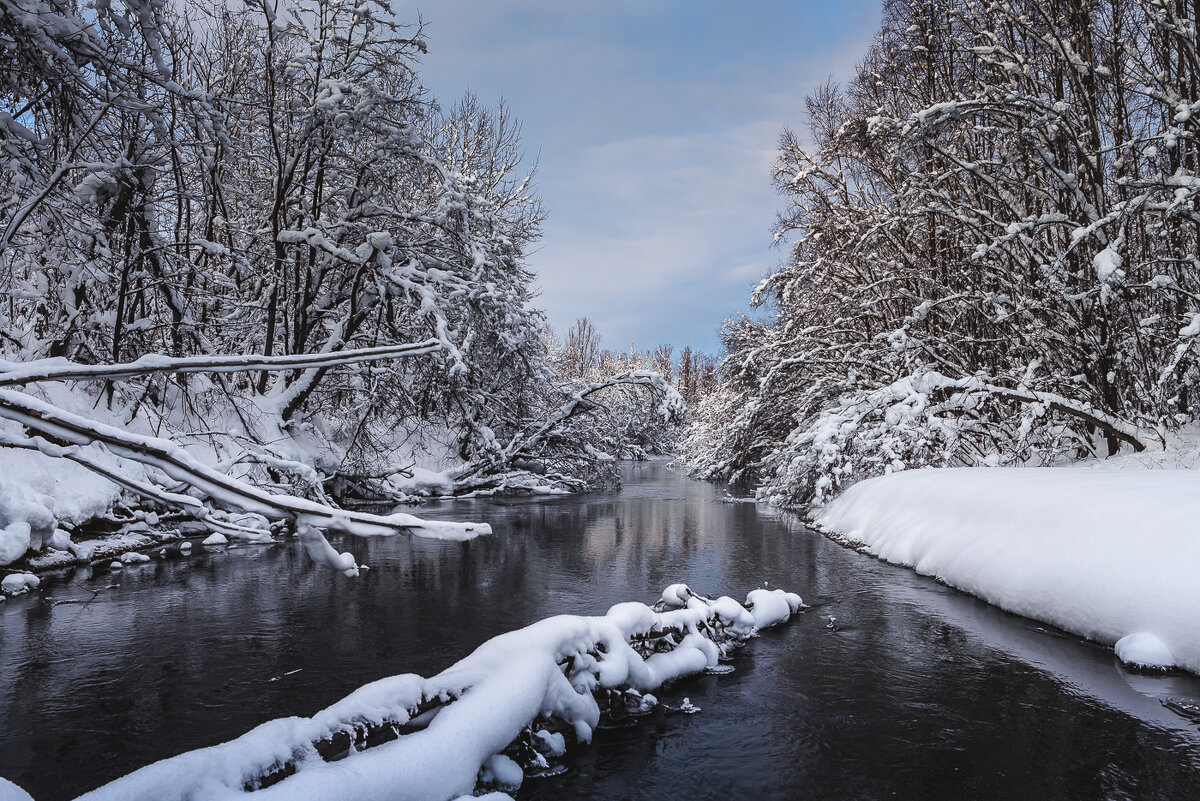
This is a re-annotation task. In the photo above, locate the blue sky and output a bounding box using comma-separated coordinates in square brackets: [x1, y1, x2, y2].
[407, 0, 881, 354]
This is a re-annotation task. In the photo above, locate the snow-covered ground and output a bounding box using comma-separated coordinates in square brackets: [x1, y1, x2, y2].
[813, 467, 1200, 673]
[0, 386, 143, 569]
[74, 583, 803, 801]
[0, 776, 34, 801]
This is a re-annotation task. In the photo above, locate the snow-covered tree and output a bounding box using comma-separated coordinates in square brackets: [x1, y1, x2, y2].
[0, 0, 679, 567]
[685, 0, 1200, 505]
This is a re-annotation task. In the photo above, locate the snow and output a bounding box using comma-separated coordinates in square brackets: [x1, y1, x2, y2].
[0, 572, 39, 596]
[745, 588, 805, 629]
[0, 777, 34, 801]
[386, 465, 454, 497]
[1114, 632, 1175, 671]
[298, 525, 358, 577]
[1093, 245, 1123, 284]
[533, 729, 566, 756]
[813, 468, 1200, 673]
[1093, 244, 1124, 303]
[0, 384, 185, 566]
[202, 533, 229, 547]
[0, 523, 30, 566]
[479, 753, 522, 791]
[65, 530, 170, 565]
[0, 437, 124, 565]
[660, 583, 694, 607]
[78, 582, 804, 801]
[711, 595, 756, 635]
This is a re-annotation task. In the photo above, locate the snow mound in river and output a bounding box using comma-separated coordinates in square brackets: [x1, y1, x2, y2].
[1114, 632, 1175, 671]
[814, 467, 1200, 674]
[77, 582, 804, 801]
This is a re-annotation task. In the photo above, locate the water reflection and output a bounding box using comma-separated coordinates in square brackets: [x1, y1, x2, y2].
[1, 462, 1198, 800]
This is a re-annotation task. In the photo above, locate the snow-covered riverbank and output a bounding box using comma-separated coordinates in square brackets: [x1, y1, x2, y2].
[812, 467, 1200, 674]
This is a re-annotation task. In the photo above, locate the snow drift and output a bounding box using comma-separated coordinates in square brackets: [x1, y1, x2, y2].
[0, 777, 34, 801]
[813, 468, 1200, 673]
[75, 583, 803, 801]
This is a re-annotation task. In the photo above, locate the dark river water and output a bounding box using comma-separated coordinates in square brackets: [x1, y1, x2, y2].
[2, 462, 1200, 800]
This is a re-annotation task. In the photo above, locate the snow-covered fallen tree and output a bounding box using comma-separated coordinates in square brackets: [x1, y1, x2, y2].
[0, 388, 487, 543]
[0, 344, 493, 572]
[74, 583, 804, 801]
[812, 467, 1200, 674]
[0, 353, 681, 570]
[446, 369, 686, 496]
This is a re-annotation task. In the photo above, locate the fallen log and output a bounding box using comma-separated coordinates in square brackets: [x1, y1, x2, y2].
[75, 583, 805, 801]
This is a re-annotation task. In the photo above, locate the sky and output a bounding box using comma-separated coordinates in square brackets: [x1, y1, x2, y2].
[405, 0, 882, 354]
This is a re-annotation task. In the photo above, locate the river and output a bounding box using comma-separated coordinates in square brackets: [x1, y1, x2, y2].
[2, 461, 1199, 800]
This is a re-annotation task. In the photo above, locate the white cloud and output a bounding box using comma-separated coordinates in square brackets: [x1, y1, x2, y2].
[405, 0, 881, 351]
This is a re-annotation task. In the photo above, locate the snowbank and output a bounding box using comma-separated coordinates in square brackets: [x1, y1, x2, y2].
[813, 468, 1200, 673]
[0, 572, 38, 597]
[386, 465, 454, 498]
[0, 383, 175, 566]
[0, 777, 34, 801]
[77, 583, 803, 801]
[0, 448, 123, 565]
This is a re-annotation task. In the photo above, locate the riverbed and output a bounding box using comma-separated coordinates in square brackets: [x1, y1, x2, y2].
[2, 462, 1199, 799]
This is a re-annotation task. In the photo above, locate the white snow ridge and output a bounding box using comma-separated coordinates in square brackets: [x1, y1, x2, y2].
[75, 583, 803, 801]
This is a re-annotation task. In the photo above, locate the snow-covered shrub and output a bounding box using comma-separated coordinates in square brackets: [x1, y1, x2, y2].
[757, 373, 962, 507]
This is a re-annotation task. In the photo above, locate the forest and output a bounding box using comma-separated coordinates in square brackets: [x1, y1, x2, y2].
[683, 0, 1200, 505]
[0, 0, 714, 571]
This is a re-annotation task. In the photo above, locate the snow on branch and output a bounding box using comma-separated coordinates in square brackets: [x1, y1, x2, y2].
[0, 340, 443, 388]
[940, 379, 1154, 453]
[758, 369, 1158, 507]
[504, 370, 685, 462]
[0, 432, 276, 541]
[76, 583, 804, 801]
[444, 370, 686, 495]
[0, 390, 489, 542]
